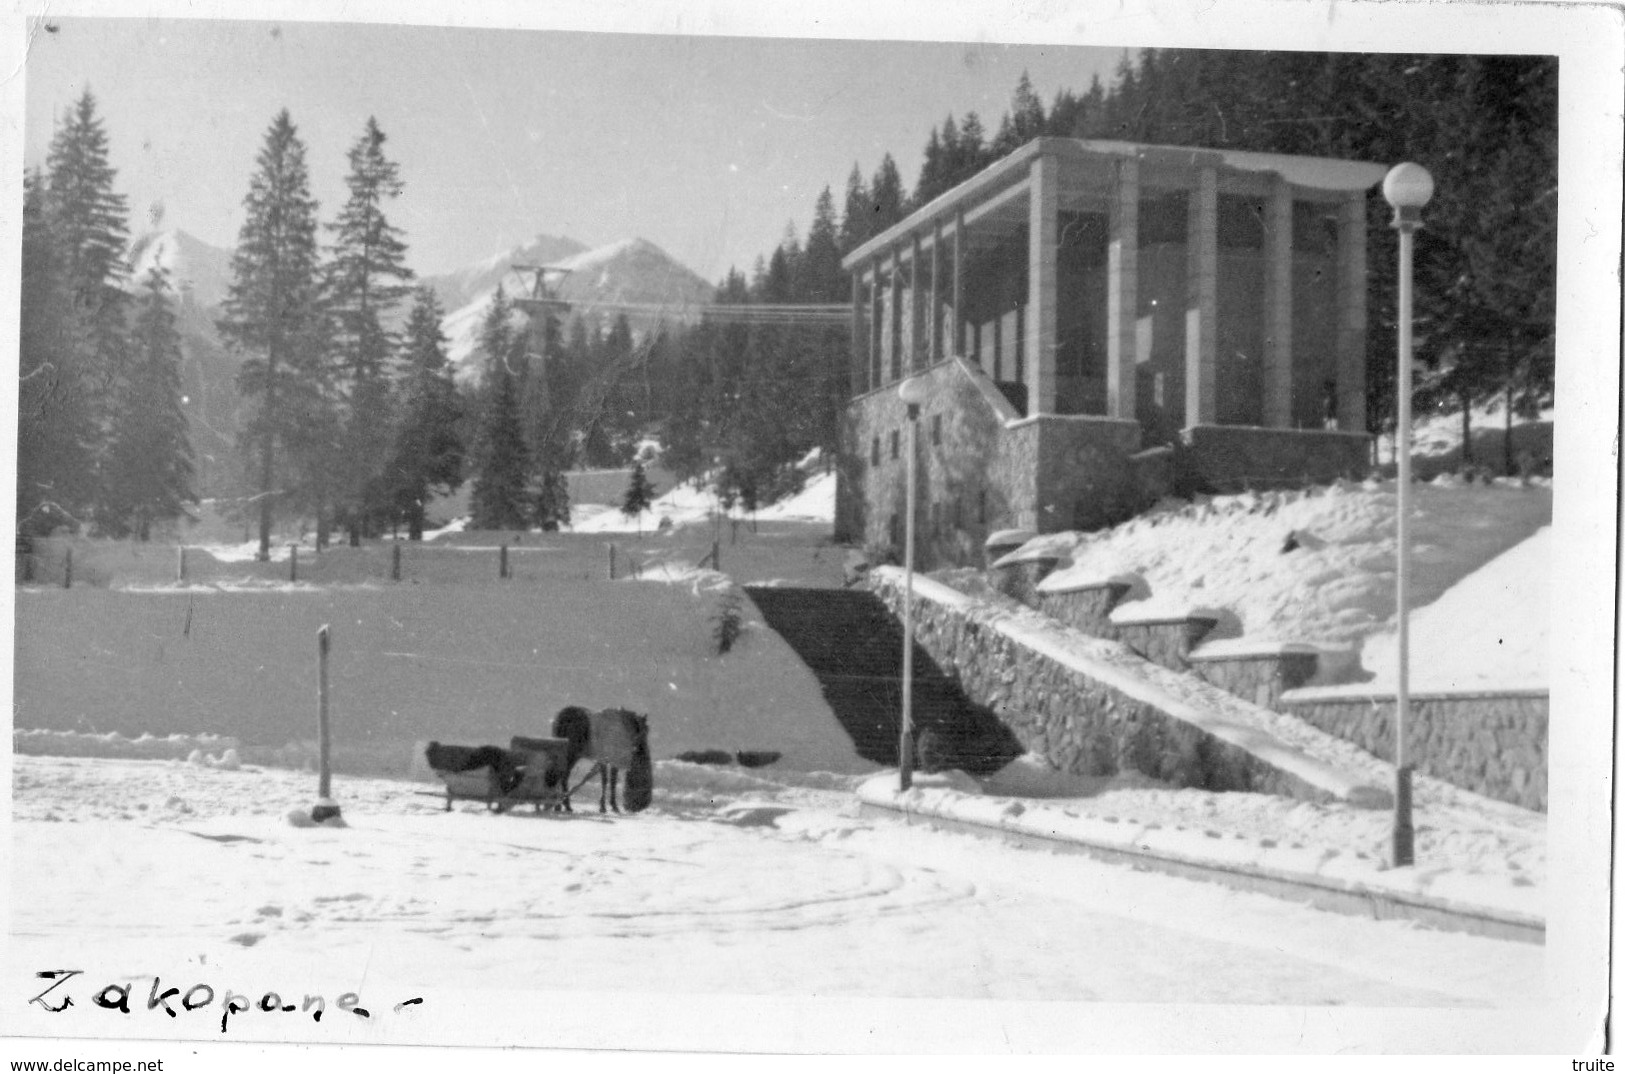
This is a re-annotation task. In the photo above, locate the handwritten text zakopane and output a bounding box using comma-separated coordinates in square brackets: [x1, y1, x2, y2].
[29, 971, 424, 1035]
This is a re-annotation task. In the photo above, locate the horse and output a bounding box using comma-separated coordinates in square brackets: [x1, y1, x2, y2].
[550, 706, 653, 814]
[424, 741, 525, 795]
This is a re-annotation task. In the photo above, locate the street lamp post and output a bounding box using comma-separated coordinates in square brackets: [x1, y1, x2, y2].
[1382, 161, 1433, 868]
[897, 375, 931, 791]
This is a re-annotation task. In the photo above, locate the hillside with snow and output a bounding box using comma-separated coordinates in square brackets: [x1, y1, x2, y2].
[419, 233, 588, 314]
[435, 236, 714, 369]
[127, 227, 235, 310]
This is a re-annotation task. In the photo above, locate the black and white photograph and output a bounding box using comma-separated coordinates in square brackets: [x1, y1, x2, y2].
[4, 0, 1619, 1062]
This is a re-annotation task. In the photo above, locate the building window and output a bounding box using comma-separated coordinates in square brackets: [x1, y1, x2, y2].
[870, 436, 880, 466]
[930, 413, 942, 445]
[889, 429, 900, 460]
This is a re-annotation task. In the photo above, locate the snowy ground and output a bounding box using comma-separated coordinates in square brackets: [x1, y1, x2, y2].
[12, 407, 1599, 1053]
[8, 752, 1552, 1053]
[1004, 475, 1551, 691]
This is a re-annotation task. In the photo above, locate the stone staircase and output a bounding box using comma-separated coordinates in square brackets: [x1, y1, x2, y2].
[743, 586, 1021, 775]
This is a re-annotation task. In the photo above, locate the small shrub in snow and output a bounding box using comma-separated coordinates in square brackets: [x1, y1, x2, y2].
[712, 589, 743, 655]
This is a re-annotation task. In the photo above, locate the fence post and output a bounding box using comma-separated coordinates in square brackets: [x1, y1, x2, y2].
[290, 545, 298, 583]
[608, 543, 617, 580]
[63, 547, 72, 589]
[500, 543, 509, 580]
[177, 546, 188, 585]
[392, 543, 401, 582]
[712, 540, 720, 573]
[310, 624, 341, 824]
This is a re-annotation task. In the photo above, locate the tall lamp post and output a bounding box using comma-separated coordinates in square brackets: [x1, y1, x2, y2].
[897, 374, 931, 791]
[1383, 161, 1433, 868]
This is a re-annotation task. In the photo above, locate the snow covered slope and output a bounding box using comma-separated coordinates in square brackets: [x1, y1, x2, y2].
[434, 236, 714, 369]
[126, 228, 234, 309]
[1023, 475, 1550, 670]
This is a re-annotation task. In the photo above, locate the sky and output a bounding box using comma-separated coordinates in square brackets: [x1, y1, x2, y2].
[22, 17, 1121, 282]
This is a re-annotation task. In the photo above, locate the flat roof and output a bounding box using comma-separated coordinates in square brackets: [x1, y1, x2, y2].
[843, 137, 1388, 270]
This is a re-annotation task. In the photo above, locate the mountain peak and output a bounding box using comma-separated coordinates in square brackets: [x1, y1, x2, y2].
[126, 228, 234, 309]
[429, 235, 713, 369]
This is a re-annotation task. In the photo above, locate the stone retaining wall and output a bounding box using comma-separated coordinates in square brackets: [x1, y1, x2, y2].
[869, 573, 1359, 803]
[1113, 615, 1218, 672]
[1039, 582, 1127, 637]
[1280, 688, 1548, 811]
[1191, 650, 1321, 711]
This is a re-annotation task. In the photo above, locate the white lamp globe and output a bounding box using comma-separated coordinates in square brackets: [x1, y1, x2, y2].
[898, 375, 931, 407]
[1383, 162, 1435, 210]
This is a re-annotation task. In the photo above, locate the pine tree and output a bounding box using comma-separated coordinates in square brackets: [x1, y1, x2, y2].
[913, 126, 946, 208]
[535, 469, 571, 532]
[621, 460, 656, 535]
[326, 117, 414, 544]
[469, 285, 530, 530]
[387, 288, 464, 539]
[18, 169, 97, 536]
[839, 165, 870, 254]
[102, 267, 197, 540]
[470, 361, 530, 530]
[957, 113, 987, 180]
[218, 109, 330, 560]
[868, 155, 905, 235]
[43, 89, 131, 528]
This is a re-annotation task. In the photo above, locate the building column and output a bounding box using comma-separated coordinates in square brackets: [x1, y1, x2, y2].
[1336, 191, 1368, 432]
[1184, 166, 1219, 428]
[953, 212, 965, 358]
[850, 269, 867, 397]
[1107, 157, 1139, 420]
[1263, 174, 1295, 427]
[888, 246, 904, 383]
[929, 219, 943, 364]
[909, 233, 925, 374]
[1027, 153, 1060, 416]
[869, 256, 884, 390]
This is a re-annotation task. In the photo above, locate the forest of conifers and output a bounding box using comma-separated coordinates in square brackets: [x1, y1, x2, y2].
[18, 48, 1554, 549]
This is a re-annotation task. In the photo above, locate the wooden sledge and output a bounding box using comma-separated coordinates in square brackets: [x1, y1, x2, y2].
[427, 737, 572, 814]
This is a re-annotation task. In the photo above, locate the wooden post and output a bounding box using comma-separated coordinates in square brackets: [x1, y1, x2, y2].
[289, 545, 298, 583]
[177, 546, 188, 584]
[608, 543, 616, 580]
[712, 540, 720, 573]
[499, 544, 509, 580]
[392, 543, 402, 582]
[310, 624, 341, 824]
[63, 547, 72, 589]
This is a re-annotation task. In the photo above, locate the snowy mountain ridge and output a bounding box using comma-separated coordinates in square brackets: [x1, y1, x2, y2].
[125, 227, 234, 310]
[431, 235, 715, 370]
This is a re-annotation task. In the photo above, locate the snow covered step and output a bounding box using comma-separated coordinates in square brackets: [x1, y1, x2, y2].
[868, 567, 1392, 807]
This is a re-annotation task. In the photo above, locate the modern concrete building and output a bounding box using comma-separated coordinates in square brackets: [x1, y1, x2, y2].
[835, 137, 1390, 566]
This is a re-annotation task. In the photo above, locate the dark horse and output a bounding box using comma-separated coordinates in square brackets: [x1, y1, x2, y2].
[550, 706, 653, 814]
